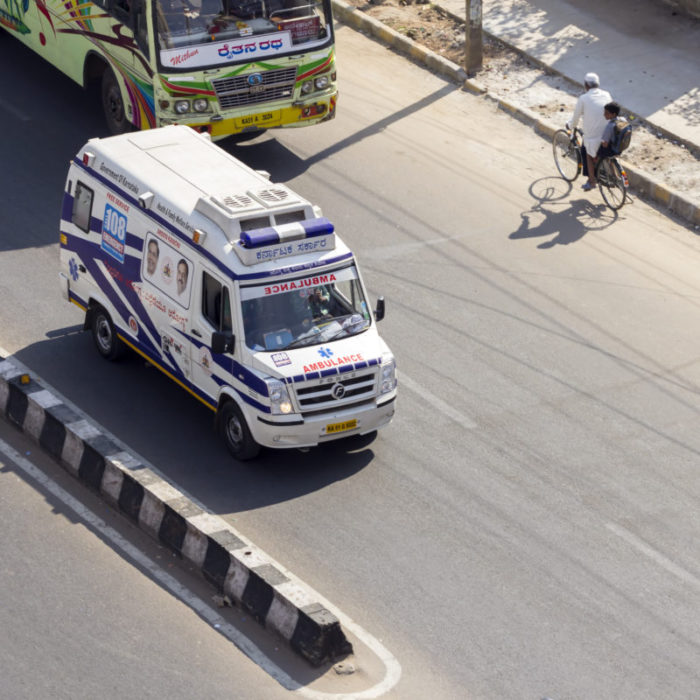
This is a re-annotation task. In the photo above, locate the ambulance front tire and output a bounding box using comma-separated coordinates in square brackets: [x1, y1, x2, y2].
[91, 306, 125, 361]
[101, 68, 131, 135]
[217, 401, 260, 461]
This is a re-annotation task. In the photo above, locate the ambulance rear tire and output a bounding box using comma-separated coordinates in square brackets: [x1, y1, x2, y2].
[101, 67, 130, 135]
[91, 307, 125, 361]
[218, 402, 260, 461]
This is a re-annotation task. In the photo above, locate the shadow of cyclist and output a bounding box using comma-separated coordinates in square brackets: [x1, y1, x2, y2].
[510, 177, 618, 249]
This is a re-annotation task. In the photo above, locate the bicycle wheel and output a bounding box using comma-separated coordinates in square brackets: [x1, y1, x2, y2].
[598, 158, 627, 210]
[552, 129, 581, 182]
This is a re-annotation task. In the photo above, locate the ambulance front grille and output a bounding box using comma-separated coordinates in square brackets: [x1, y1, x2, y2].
[212, 68, 298, 109]
[294, 371, 377, 416]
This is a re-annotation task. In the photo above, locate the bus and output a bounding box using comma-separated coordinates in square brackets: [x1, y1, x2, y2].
[1, 0, 337, 139]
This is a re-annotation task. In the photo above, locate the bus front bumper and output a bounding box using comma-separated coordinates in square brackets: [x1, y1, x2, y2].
[181, 92, 337, 140]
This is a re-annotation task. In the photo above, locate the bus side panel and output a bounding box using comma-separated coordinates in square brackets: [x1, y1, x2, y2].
[2, 0, 155, 129]
[1, 0, 59, 66]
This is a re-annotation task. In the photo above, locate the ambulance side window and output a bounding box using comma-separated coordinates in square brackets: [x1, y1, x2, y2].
[72, 181, 94, 233]
[202, 272, 232, 333]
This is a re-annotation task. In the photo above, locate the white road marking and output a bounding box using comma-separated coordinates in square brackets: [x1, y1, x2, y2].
[0, 98, 31, 121]
[370, 234, 459, 259]
[606, 522, 700, 591]
[398, 370, 477, 429]
[0, 438, 401, 698]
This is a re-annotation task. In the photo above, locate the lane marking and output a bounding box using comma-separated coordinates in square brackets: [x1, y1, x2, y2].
[0, 438, 401, 698]
[0, 98, 31, 121]
[370, 234, 461, 259]
[606, 522, 700, 591]
[398, 370, 477, 429]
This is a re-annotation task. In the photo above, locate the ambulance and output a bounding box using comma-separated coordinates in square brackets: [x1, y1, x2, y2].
[58, 125, 396, 459]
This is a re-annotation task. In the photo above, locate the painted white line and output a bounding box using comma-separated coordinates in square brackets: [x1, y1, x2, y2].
[371, 234, 459, 259]
[606, 523, 700, 591]
[0, 436, 401, 698]
[0, 98, 31, 122]
[398, 370, 477, 429]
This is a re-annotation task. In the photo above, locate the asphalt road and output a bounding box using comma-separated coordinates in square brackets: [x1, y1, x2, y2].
[0, 422, 296, 700]
[2, 23, 700, 699]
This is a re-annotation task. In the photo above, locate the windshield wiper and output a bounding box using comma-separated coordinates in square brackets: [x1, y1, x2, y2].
[320, 316, 370, 343]
[283, 331, 321, 350]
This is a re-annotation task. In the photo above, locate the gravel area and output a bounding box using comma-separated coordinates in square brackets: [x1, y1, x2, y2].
[345, 0, 700, 206]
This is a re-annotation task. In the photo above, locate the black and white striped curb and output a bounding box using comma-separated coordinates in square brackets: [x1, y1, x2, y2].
[0, 355, 352, 667]
[332, 0, 700, 228]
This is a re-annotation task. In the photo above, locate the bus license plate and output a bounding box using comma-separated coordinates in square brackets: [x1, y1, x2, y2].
[325, 419, 358, 435]
[235, 111, 280, 128]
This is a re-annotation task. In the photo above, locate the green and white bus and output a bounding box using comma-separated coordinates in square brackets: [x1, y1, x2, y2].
[1, 0, 337, 138]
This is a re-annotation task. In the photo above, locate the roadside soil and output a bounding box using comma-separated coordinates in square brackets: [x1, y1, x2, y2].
[344, 0, 700, 207]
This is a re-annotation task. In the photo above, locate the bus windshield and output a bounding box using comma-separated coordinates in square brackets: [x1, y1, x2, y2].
[156, 0, 331, 58]
[240, 266, 372, 352]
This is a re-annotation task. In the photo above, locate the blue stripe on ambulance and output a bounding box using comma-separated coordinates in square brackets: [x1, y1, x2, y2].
[64, 221, 269, 414]
[173, 328, 270, 402]
[67, 230, 164, 361]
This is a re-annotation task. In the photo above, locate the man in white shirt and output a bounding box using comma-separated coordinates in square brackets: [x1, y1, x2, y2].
[568, 72, 612, 191]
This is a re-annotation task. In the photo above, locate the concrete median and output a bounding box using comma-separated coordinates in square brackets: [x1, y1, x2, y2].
[0, 355, 352, 667]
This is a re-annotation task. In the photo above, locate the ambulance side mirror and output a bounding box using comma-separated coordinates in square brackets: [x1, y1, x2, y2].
[212, 331, 235, 355]
[374, 296, 385, 322]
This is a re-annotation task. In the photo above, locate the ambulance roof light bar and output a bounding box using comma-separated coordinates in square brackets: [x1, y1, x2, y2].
[233, 217, 336, 266]
[239, 217, 334, 249]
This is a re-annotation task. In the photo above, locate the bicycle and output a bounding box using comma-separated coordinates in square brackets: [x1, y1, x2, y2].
[552, 127, 629, 210]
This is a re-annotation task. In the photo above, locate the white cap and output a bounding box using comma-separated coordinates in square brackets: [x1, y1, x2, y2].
[584, 72, 600, 86]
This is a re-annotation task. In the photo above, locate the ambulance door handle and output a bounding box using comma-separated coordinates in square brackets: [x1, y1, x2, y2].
[192, 329, 202, 338]
[78, 264, 86, 273]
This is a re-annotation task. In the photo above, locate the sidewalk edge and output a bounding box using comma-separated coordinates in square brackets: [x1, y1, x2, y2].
[0, 356, 352, 668]
[435, 4, 700, 157]
[333, 0, 700, 227]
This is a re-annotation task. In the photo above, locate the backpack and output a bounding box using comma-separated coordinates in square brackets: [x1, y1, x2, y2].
[611, 118, 632, 154]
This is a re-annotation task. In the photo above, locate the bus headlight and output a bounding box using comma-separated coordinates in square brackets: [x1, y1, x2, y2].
[380, 355, 397, 394]
[174, 100, 190, 114]
[314, 76, 329, 90]
[300, 81, 313, 94]
[193, 98, 208, 113]
[265, 378, 293, 415]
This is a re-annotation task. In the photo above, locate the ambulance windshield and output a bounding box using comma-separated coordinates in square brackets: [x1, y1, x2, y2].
[240, 266, 371, 351]
[156, 0, 331, 58]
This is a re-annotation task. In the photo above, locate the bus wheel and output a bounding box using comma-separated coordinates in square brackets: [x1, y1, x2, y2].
[217, 401, 260, 461]
[91, 306, 125, 361]
[101, 68, 130, 134]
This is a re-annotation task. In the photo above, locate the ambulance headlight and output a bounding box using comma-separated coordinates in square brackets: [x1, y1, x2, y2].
[314, 76, 329, 90]
[174, 100, 190, 114]
[193, 98, 208, 113]
[380, 355, 396, 395]
[300, 81, 313, 94]
[265, 378, 293, 415]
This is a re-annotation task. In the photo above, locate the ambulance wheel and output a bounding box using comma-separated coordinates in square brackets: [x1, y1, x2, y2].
[101, 67, 130, 135]
[91, 307, 125, 361]
[218, 402, 260, 461]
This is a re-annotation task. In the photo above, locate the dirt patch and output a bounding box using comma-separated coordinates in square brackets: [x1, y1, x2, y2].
[344, 0, 700, 209]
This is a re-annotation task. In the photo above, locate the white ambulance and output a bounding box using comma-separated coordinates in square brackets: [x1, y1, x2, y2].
[59, 125, 396, 459]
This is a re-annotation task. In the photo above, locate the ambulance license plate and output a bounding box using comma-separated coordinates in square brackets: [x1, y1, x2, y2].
[325, 419, 358, 435]
[235, 110, 280, 128]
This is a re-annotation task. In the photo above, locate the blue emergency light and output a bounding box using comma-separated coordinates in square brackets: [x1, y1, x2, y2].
[240, 217, 334, 249]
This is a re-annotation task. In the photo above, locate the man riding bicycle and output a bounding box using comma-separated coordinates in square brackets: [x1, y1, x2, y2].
[567, 72, 612, 191]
